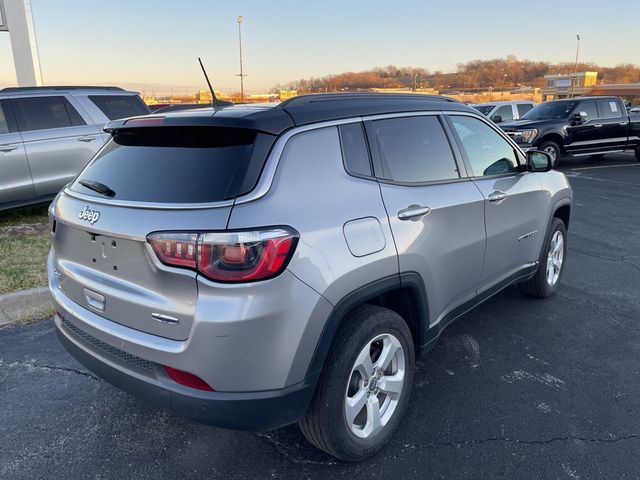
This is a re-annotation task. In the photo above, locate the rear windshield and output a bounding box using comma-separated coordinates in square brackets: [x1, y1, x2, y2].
[88, 95, 150, 120]
[70, 126, 275, 203]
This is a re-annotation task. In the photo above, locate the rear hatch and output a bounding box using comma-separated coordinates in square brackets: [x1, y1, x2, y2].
[51, 123, 275, 341]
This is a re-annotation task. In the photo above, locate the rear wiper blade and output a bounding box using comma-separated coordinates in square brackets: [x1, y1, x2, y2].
[79, 179, 116, 198]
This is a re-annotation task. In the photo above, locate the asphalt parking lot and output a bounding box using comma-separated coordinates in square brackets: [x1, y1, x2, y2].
[1, 153, 639, 480]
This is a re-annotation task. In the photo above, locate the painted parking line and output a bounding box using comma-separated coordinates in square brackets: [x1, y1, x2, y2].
[568, 163, 640, 171]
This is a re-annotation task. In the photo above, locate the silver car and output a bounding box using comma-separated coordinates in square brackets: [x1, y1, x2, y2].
[0, 86, 149, 211]
[471, 100, 536, 124]
[48, 94, 572, 461]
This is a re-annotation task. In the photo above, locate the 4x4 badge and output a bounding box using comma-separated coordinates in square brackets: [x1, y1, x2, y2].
[79, 206, 101, 225]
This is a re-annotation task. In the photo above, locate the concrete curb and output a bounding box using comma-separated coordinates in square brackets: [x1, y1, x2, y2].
[0, 286, 53, 326]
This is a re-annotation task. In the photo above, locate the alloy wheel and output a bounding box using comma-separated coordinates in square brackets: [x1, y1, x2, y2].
[546, 230, 564, 286]
[543, 145, 558, 162]
[344, 333, 405, 439]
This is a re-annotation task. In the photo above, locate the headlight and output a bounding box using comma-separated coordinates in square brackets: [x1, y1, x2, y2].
[520, 129, 538, 143]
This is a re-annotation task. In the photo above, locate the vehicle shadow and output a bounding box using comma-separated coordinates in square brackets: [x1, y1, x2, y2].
[249, 285, 539, 467]
[554, 151, 636, 170]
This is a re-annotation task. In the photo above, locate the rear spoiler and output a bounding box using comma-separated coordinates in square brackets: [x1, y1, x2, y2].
[104, 110, 294, 135]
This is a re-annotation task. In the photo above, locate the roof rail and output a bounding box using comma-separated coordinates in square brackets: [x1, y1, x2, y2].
[0, 85, 125, 93]
[278, 92, 459, 108]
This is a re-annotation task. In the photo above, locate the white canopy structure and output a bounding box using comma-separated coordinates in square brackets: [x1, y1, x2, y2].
[1, 0, 43, 86]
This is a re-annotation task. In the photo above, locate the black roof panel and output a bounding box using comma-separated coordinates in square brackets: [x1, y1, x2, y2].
[280, 93, 469, 126]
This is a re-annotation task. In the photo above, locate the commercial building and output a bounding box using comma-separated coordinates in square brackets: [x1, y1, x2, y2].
[279, 90, 298, 100]
[542, 72, 598, 99]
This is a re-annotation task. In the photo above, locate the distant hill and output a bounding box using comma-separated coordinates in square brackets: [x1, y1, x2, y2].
[273, 57, 640, 93]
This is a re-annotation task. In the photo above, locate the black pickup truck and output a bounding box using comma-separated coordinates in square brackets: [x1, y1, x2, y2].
[500, 96, 640, 166]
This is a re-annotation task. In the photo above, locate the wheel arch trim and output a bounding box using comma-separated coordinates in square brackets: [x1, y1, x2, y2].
[552, 199, 572, 229]
[305, 273, 430, 379]
[537, 198, 572, 261]
[536, 132, 566, 153]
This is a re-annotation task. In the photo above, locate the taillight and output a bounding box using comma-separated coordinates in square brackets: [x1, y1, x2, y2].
[147, 228, 298, 283]
[148, 233, 197, 268]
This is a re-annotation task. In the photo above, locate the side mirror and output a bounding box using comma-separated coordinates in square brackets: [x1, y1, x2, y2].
[527, 150, 553, 172]
[492, 115, 503, 123]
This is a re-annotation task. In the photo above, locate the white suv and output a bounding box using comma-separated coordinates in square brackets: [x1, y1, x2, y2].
[471, 100, 536, 124]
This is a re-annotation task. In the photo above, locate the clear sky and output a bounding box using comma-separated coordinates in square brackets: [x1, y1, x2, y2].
[0, 0, 638, 94]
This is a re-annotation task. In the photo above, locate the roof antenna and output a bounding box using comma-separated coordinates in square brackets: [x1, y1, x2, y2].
[198, 57, 223, 107]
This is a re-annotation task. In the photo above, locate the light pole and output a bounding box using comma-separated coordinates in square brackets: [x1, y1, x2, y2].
[236, 16, 247, 103]
[570, 34, 581, 98]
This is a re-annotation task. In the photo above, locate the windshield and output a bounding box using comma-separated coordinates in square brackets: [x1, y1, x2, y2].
[471, 105, 495, 116]
[522, 101, 577, 120]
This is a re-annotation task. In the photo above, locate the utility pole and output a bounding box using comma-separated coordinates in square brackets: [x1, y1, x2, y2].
[570, 34, 581, 98]
[236, 15, 247, 103]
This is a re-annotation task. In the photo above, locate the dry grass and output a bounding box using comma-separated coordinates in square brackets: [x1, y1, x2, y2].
[0, 306, 56, 330]
[0, 205, 52, 294]
[0, 234, 51, 294]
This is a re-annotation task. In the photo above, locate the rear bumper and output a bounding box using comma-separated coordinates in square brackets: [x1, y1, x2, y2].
[55, 312, 317, 431]
[48, 246, 333, 392]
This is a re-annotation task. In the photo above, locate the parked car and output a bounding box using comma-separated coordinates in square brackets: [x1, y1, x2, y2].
[0, 86, 149, 211]
[49, 93, 572, 461]
[470, 100, 536, 123]
[500, 96, 640, 166]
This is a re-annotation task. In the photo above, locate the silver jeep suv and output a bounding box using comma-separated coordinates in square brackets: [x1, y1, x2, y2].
[48, 94, 572, 461]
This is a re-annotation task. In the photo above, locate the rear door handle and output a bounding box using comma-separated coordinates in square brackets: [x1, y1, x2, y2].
[619, 122, 628, 126]
[77, 136, 97, 142]
[0, 145, 18, 153]
[488, 191, 507, 203]
[398, 205, 431, 220]
[593, 124, 603, 128]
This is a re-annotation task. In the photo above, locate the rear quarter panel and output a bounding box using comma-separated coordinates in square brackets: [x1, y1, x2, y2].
[228, 125, 399, 305]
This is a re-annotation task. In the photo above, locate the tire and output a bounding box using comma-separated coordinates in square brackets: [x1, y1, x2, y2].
[539, 140, 561, 168]
[299, 305, 415, 461]
[519, 217, 567, 298]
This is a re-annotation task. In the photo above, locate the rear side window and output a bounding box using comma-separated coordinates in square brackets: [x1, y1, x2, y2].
[70, 126, 275, 203]
[89, 95, 150, 120]
[371, 116, 459, 183]
[596, 100, 622, 119]
[11, 96, 85, 132]
[338, 123, 371, 177]
[517, 103, 534, 117]
[493, 105, 514, 122]
[576, 101, 598, 121]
